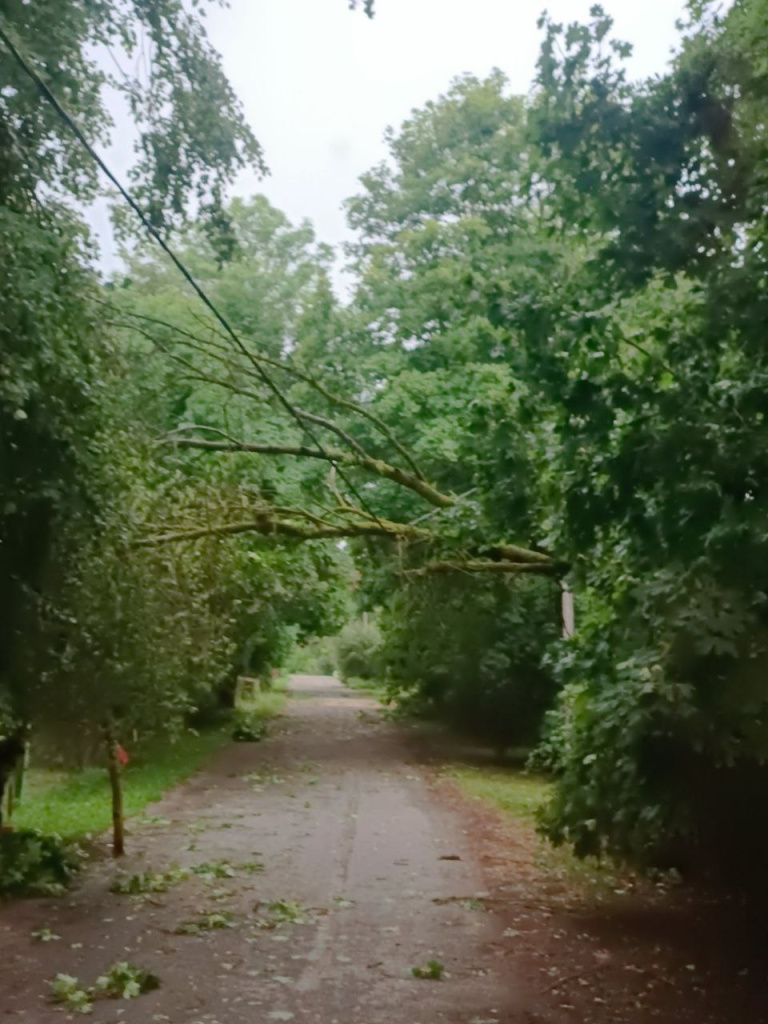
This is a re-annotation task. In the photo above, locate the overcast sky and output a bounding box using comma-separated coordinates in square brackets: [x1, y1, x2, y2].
[98, 1, 689, 279]
[202, 0, 688, 258]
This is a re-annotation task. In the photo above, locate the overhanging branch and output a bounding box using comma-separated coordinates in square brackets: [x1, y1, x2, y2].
[138, 513, 429, 546]
[165, 434, 455, 509]
[107, 304, 427, 481]
[401, 560, 560, 577]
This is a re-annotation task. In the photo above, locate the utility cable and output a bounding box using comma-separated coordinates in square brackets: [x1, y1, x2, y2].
[0, 21, 385, 527]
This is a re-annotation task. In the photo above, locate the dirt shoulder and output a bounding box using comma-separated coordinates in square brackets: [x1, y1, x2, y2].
[425, 736, 768, 1024]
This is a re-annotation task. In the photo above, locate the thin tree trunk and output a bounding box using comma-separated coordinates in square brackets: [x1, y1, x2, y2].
[0, 731, 27, 829]
[561, 584, 575, 638]
[3, 779, 11, 825]
[16, 741, 29, 799]
[104, 722, 125, 857]
[10, 742, 29, 819]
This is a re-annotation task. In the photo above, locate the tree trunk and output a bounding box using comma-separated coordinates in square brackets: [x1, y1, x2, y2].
[0, 730, 27, 829]
[4, 752, 25, 823]
[104, 722, 125, 857]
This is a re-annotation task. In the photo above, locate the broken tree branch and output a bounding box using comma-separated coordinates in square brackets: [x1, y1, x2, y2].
[401, 560, 558, 577]
[106, 303, 427, 481]
[165, 435, 456, 509]
[139, 513, 429, 546]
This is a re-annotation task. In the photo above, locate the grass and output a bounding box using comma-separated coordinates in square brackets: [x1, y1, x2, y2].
[12, 726, 230, 840]
[14, 685, 291, 839]
[448, 763, 636, 894]
[448, 765, 551, 823]
[239, 688, 288, 719]
[340, 676, 388, 698]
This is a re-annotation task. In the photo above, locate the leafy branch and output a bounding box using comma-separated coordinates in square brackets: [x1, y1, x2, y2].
[164, 431, 455, 509]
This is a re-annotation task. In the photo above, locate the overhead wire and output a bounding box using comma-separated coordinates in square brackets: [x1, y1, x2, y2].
[0, 20, 386, 528]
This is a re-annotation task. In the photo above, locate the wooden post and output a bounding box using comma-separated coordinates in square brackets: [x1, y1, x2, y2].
[104, 721, 125, 857]
[561, 584, 575, 639]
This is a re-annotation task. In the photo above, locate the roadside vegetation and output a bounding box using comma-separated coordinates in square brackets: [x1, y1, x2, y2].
[11, 729, 230, 840]
[448, 767, 550, 825]
[12, 685, 286, 842]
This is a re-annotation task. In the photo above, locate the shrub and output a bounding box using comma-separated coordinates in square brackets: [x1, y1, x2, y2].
[336, 618, 383, 681]
[288, 636, 338, 675]
[535, 572, 768, 883]
[231, 709, 265, 742]
[380, 576, 560, 749]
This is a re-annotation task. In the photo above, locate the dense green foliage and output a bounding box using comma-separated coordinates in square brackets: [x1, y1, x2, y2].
[323, 0, 768, 878]
[329, 72, 564, 745]
[335, 618, 383, 682]
[526, 1, 768, 878]
[0, 0, 262, 231]
[1, 0, 255, 758]
[0, 830, 81, 897]
[380, 577, 558, 748]
[0, 1, 351, 798]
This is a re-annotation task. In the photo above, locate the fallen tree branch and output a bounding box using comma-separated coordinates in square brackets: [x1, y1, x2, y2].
[107, 303, 427, 481]
[165, 435, 456, 509]
[401, 559, 559, 577]
[485, 543, 553, 565]
[295, 407, 371, 460]
[138, 514, 430, 546]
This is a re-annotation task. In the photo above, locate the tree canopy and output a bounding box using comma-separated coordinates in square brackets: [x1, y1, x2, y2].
[0, 1, 347, 768]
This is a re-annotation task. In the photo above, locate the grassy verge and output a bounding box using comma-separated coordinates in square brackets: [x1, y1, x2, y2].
[237, 686, 288, 722]
[12, 726, 231, 839]
[448, 765, 551, 822]
[448, 763, 634, 893]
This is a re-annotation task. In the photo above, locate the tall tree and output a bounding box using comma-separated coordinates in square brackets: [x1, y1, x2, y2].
[0, 0, 258, 795]
[526, 1, 768, 877]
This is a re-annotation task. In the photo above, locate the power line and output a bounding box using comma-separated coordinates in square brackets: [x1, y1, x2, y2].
[0, 20, 385, 527]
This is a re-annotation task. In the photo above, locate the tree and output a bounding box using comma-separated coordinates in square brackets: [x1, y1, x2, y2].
[302, 74, 567, 743]
[0, 1, 262, 230]
[524, 1, 768, 878]
[0, 0, 264, 809]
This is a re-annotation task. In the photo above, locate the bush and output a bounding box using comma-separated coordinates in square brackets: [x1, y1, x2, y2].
[336, 618, 383, 681]
[535, 572, 768, 883]
[287, 636, 338, 675]
[0, 829, 81, 897]
[231, 709, 265, 743]
[230, 688, 287, 742]
[380, 576, 560, 749]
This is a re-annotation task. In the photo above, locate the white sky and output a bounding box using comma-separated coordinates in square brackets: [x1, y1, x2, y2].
[96, 0, 689, 280]
[204, 0, 689, 258]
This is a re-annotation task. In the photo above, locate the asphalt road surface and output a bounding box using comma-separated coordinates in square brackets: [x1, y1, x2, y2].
[0, 675, 522, 1023]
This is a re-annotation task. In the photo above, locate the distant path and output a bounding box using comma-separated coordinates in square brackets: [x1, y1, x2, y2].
[0, 675, 521, 1022]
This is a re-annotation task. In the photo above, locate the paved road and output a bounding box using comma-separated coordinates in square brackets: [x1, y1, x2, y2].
[0, 675, 521, 1023]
